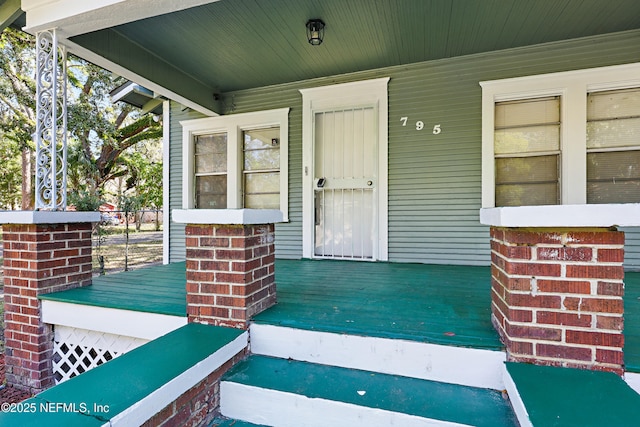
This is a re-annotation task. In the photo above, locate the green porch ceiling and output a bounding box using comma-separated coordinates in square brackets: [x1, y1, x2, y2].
[69, 0, 640, 106]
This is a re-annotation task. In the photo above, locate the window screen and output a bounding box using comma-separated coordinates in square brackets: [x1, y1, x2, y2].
[243, 127, 280, 209]
[587, 88, 640, 203]
[494, 97, 561, 206]
[194, 133, 227, 208]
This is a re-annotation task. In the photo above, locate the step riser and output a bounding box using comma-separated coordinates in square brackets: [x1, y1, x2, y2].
[220, 382, 472, 427]
[250, 324, 505, 390]
[502, 367, 533, 427]
[625, 372, 640, 394]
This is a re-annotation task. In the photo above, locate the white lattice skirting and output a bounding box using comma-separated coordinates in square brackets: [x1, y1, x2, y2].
[52, 325, 149, 384]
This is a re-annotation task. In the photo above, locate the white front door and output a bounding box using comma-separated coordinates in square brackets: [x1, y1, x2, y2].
[314, 107, 377, 259]
[300, 78, 389, 261]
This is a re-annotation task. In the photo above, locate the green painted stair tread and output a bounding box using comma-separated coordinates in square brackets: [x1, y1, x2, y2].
[624, 271, 640, 372]
[223, 355, 518, 427]
[506, 362, 640, 426]
[209, 417, 270, 427]
[255, 259, 503, 350]
[39, 261, 187, 316]
[0, 323, 244, 427]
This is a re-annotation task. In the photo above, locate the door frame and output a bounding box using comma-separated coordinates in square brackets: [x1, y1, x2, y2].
[300, 77, 390, 261]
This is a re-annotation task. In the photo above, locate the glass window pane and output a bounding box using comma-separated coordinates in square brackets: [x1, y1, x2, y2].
[495, 155, 559, 206]
[587, 88, 640, 121]
[244, 128, 280, 170]
[244, 128, 279, 149]
[587, 150, 640, 203]
[496, 183, 559, 207]
[244, 149, 280, 171]
[495, 155, 558, 184]
[495, 125, 560, 155]
[245, 172, 280, 194]
[587, 117, 640, 150]
[195, 175, 227, 209]
[495, 97, 559, 128]
[245, 194, 280, 210]
[195, 133, 227, 174]
[195, 133, 226, 154]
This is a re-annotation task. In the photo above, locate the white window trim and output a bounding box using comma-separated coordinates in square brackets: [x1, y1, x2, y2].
[300, 77, 389, 261]
[180, 108, 289, 220]
[480, 62, 640, 208]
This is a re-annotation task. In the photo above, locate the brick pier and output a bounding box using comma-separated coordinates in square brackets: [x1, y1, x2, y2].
[174, 209, 283, 330]
[0, 212, 99, 393]
[490, 227, 625, 374]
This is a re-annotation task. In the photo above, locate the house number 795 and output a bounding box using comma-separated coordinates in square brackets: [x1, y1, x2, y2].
[400, 117, 442, 134]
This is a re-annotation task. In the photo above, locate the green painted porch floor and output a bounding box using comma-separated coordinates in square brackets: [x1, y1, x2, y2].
[256, 259, 502, 350]
[224, 355, 519, 427]
[39, 262, 187, 316]
[506, 362, 640, 426]
[38, 260, 640, 366]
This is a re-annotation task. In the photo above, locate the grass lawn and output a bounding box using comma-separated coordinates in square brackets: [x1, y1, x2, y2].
[93, 240, 163, 273]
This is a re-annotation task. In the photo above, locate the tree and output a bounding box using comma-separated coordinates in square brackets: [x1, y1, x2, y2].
[66, 61, 163, 198]
[122, 142, 163, 230]
[0, 27, 163, 209]
[0, 136, 23, 208]
[0, 27, 36, 209]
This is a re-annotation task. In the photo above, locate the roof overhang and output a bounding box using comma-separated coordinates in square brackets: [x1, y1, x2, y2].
[0, 0, 22, 32]
[110, 81, 164, 115]
[16, 0, 640, 115]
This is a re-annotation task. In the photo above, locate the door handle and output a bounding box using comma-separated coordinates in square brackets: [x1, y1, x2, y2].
[317, 178, 326, 188]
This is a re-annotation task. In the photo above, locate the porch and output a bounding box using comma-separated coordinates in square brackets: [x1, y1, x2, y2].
[39, 259, 640, 371]
[30, 259, 640, 425]
[40, 259, 503, 350]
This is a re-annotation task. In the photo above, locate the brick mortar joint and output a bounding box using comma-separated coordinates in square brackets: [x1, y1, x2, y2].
[506, 319, 624, 333]
[505, 335, 623, 351]
[507, 289, 623, 299]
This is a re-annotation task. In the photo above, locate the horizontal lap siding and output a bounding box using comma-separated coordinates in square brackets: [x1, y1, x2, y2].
[168, 102, 205, 262]
[169, 30, 640, 268]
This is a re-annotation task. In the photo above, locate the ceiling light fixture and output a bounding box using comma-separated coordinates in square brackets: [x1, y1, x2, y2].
[306, 19, 325, 46]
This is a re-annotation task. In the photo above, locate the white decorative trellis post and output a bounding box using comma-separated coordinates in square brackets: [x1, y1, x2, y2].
[35, 29, 68, 210]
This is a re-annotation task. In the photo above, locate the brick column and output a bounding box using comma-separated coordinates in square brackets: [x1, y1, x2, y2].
[185, 223, 276, 329]
[490, 227, 625, 374]
[1, 213, 98, 393]
[175, 209, 283, 330]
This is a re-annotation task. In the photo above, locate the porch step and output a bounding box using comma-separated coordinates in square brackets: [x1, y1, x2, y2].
[505, 362, 640, 427]
[220, 355, 519, 427]
[250, 324, 506, 389]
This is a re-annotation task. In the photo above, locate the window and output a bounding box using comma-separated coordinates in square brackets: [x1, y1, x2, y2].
[494, 97, 560, 206]
[481, 62, 640, 208]
[586, 88, 640, 203]
[194, 133, 227, 208]
[243, 127, 280, 209]
[181, 108, 289, 219]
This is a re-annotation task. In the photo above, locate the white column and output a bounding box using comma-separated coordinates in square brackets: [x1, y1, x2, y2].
[35, 29, 67, 210]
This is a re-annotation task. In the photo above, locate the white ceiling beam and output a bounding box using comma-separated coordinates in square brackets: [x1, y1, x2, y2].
[21, 0, 220, 36]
